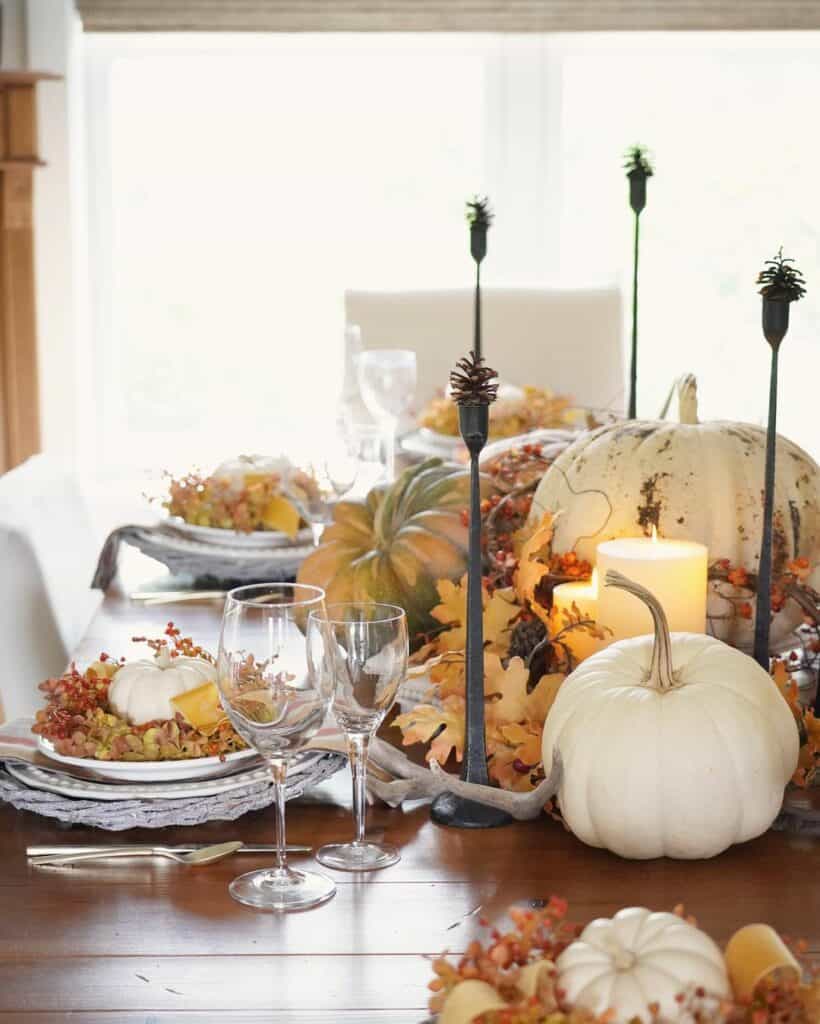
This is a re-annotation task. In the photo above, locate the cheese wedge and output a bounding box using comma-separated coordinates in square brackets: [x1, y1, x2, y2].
[171, 681, 228, 736]
[261, 494, 301, 538]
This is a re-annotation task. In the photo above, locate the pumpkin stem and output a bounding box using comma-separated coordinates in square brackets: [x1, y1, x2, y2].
[604, 570, 677, 691]
[677, 374, 699, 425]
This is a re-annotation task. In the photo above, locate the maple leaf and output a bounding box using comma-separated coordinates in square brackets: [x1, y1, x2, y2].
[486, 656, 564, 732]
[513, 513, 555, 626]
[430, 654, 467, 700]
[394, 696, 465, 764]
[431, 577, 468, 651]
[489, 744, 539, 792]
[483, 587, 518, 653]
[771, 660, 802, 721]
[430, 576, 517, 653]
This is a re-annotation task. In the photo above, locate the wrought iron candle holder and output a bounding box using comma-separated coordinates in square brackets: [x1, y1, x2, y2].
[753, 249, 806, 669]
[624, 146, 653, 420]
[431, 352, 512, 829]
[466, 197, 492, 361]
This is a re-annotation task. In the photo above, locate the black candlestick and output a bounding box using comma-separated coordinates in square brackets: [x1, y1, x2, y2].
[624, 147, 653, 420]
[466, 197, 492, 362]
[752, 250, 806, 669]
[431, 354, 511, 829]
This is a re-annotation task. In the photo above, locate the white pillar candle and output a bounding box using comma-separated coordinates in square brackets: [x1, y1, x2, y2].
[551, 569, 603, 664]
[596, 531, 708, 640]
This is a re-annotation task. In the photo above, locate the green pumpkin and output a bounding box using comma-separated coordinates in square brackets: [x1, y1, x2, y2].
[298, 459, 492, 644]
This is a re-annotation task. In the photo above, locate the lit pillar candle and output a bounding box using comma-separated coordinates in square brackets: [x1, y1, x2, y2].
[551, 569, 603, 664]
[596, 528, 707, 640]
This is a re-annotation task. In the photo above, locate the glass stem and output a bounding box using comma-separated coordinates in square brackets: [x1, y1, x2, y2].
[348, 732, 370, 845]
[269, 757, 289, 872]
[383, 420, 396, 483]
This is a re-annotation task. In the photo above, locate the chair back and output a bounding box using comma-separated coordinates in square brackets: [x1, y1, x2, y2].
[345, 286, 623, 413]
[0, 456, 101, 720]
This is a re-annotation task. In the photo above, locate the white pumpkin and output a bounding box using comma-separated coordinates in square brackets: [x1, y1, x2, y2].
[541, 571, 799, 859]
[212, 454, 291, 496]
[530, 375, 820, 650]
[108, 649, 217, 726]
[556, 907, 730, 1023]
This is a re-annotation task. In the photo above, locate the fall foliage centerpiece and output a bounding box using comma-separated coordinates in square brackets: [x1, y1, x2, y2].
[427, 898, 820, 1024]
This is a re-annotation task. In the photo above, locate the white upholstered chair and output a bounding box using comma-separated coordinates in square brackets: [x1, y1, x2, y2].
[345, 287, 624, 411]
[0, 456, 101, 721]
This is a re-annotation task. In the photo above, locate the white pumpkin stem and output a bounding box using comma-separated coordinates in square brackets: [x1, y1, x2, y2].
[676, 374, 699, 425]
[604, 570, 677, 691]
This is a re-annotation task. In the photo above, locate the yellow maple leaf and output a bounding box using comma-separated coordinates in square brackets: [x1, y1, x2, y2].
[430, 577, 517, 653]
[430, 654, 467, 700]
[486, 655, 564, 732]
[489, 745, 539, 792]
[513, 513, 555, 626]
[431, 577, 468, 651]
[771, 660, 803, 721]
[485, 654, 531, 724]
[394, 696, 466, 764]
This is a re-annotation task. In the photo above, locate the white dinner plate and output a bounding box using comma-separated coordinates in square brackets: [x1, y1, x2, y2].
[164, 516, 313, 549]
[37, 737, 259, 782]
[8, 749, 342, 802]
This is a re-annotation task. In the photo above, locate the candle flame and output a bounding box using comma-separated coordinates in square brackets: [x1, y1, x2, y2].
[651, 524, 658, 543]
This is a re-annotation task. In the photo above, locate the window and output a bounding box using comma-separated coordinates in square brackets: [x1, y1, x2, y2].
[82, 31, 820, 476]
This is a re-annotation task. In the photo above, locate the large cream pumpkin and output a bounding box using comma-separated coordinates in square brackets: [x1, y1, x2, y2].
[530, 375, 820, 650]
[108, 649, 217, 726]
[541, 572, 799, 859]
[556, 907, 729, 1022]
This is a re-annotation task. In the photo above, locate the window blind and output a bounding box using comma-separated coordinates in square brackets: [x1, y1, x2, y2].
[75, 1, 820, 33]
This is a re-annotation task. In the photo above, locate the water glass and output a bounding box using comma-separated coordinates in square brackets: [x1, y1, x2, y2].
[217, 583, 336, 911]
[308, 603, 408, 871]
[356, 349, 417, 482]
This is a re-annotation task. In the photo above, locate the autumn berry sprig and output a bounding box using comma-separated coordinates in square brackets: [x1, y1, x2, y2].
[624, 144, 653, 419]
[753, 248, 807, 669]
[466, 195, 493, 359]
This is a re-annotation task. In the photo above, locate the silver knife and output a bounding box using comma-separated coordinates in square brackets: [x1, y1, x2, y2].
[28, 843, 311, 857]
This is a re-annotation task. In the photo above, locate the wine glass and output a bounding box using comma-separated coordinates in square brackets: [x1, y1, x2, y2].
[356, 349, 417, 482]
[217, 583, 336, 911]
[293, 446, 360, 545]
[308, 602, 408, 871]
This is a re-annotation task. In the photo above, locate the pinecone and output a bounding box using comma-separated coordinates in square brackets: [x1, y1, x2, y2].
[508, 616, 548, 663]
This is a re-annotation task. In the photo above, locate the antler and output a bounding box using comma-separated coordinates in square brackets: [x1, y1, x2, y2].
[366, 737, 561, 820]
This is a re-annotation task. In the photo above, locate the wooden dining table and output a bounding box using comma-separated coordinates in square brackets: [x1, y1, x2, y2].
[1, 568, 819, 1023]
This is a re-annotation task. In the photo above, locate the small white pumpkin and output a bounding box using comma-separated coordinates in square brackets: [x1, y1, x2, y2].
[108, 648, 217, 726]
[212, 454, 292, 496]
[556, 907, 730, 1023]
[530, 375, 820, 650]
[541, 571, 799, 859]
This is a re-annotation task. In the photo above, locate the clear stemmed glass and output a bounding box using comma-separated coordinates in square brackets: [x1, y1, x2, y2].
[296, 446, 360, 545]
[356, 349, 417, 483]
[217, 583, 336, 910]
[309, 602, 408, 871]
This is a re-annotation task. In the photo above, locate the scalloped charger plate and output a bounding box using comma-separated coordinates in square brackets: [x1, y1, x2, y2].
[37, 737, 259, 782]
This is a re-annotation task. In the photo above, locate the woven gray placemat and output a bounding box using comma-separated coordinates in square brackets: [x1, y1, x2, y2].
[92, 524, 312, 589]
[0, 753, 344, 831]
